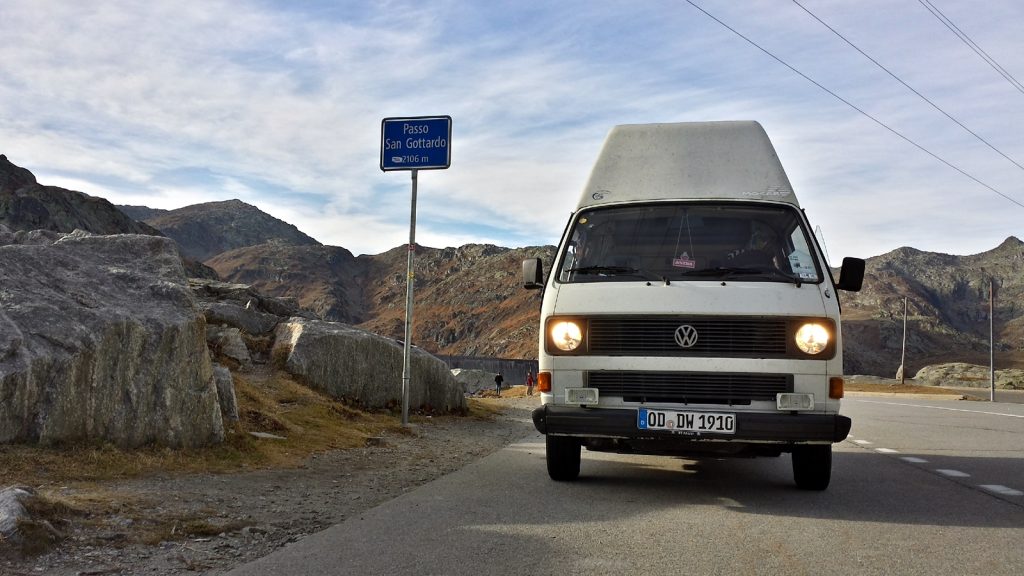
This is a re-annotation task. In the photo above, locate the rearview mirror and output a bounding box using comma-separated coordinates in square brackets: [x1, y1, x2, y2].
[836, 257, 865, 292]
[523, 258, 544, 289]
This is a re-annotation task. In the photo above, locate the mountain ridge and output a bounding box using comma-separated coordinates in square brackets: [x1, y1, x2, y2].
[133, 199, 321, 262]
[4, 154, 1022, 376]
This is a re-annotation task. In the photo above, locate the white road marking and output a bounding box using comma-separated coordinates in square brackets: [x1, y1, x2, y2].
[849, 399, 1024, 418]
[980, 485, 1024, 496]
[847, 406, 1024, 498]
[868, 447, 1023, 498]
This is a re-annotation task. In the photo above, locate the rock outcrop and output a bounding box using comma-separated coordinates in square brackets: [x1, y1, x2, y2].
[272, 318, 465, 412]
[913, 362, 1024, 389]
[0, 155, 160, 237]
[0, 228, 225, 448]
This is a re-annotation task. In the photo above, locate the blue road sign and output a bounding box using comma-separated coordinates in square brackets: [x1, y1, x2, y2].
[380, 116, 452, 171]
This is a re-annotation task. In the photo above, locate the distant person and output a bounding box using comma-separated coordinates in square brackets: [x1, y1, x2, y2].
[494, 373, 504, 397]
[525, 371, 535, 396]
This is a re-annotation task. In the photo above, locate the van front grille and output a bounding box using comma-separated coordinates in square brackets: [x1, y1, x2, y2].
[587, 316, 789, 357]
[586, 371, 792, 405]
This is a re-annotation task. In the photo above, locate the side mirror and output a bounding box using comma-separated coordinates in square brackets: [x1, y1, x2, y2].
[523, 258, 544, 289]
[836, 257, 865, 292]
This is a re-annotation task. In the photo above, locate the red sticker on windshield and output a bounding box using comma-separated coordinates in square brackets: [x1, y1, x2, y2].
[672, 253, 696, 269]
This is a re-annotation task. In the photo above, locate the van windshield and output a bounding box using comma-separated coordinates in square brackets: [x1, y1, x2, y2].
[557, 203, 823, 284]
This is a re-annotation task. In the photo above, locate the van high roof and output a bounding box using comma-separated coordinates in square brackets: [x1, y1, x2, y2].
[577, 121, 799, 209]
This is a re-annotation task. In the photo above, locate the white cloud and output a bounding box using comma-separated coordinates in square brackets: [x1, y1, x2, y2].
[2, 0, 1023, 263]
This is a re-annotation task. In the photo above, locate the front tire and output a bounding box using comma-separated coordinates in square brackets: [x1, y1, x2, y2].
[792, 444, 832, 490]
[546, 435, 581, 481]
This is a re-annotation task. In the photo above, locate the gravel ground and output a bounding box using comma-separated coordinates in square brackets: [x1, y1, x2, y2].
[2, 396, 539, 576]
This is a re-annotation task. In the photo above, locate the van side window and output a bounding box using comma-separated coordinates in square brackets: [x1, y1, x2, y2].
[785, 228, 820, 280]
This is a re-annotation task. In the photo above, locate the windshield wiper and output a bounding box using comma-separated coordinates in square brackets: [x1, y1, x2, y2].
[566, 265, 665, 283]
[566, 265, 639, 276]
[759, 269, 805, 287]
[679, 266, 764, 278]
[681, 267, 805, 286]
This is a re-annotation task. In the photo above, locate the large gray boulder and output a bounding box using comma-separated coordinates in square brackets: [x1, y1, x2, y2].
[0, 229, 224, 448]
[451, 368, 498, 395]
[0, 486, 35, 554]
[913, 362, 1024, 389]
[273, 318, 465, 412]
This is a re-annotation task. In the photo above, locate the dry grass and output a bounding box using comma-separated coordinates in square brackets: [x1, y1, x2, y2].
[0, 369, 458, 487]
[137, 515, 256, 546]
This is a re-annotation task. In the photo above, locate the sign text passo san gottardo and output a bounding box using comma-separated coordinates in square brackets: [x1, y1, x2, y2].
[380, 116, 452, 171]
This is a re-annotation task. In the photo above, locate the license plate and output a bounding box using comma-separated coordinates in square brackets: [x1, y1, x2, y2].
[637, 408, 736, 434]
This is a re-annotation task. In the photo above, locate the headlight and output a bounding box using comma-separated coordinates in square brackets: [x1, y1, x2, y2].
[795, 322, 830, 355]
[550, 320, 583, 351]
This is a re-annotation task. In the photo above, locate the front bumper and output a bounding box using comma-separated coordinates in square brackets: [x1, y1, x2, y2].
[532, 404, 851, 444]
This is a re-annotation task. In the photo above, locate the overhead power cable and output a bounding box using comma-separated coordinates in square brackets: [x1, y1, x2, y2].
[684, 0, 1024, 211]
[918, 0, 1024, 96]
[791, 0, 1024, 174]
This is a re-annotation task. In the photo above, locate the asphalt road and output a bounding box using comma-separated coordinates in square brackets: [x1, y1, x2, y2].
[227, 396, 1024, 576]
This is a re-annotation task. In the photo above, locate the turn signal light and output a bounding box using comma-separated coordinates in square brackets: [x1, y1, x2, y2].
[537, 372, 552, 393]
[829, 376, 844, 399]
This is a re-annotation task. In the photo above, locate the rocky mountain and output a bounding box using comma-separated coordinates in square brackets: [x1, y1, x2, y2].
[128, 199, 321, 262]
[207, 233, 1024, 376]
[206, 242, 366, 324]
[839, 237, 1024, 377]
[194, 221, 1024, 377]
[353, 243, 553, 358]
[206, 241, 554, 358]
[8, 154, 1022, 376]
[118, 204, 168, 221]
[0, 155, 159, 236]
[0, 155, 219, 279]
[125, 191, 1024, 375]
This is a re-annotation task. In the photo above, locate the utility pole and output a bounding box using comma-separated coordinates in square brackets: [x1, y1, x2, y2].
[990, 277, 995, 402]
[898, 296, 908, 385]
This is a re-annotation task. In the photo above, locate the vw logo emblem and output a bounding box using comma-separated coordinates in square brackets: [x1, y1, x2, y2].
[674, 325, 699, 348]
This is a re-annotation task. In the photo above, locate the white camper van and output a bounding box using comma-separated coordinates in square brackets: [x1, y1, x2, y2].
[523, 121, 864, 490]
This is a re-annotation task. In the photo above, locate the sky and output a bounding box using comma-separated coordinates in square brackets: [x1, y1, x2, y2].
[2, 0, 1023, 263]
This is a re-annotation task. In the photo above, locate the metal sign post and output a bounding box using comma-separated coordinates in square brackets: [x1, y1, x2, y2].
[401, 169, 418, 426]
[380, 116, 451, 426]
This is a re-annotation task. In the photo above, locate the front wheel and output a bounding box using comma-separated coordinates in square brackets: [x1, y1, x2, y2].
[546, 435, 581, 481]
[792, 444, 832, 490]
